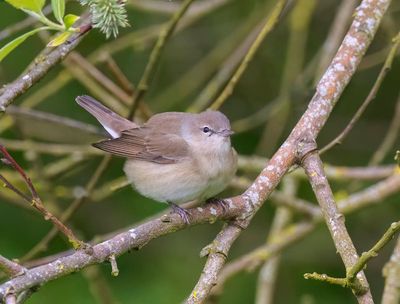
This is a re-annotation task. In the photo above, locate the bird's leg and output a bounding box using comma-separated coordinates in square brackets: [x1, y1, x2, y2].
[167, 202, 190, 225]
[206, 197, 229, 214]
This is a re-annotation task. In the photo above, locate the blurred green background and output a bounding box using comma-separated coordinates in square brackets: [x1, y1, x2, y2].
[0, 0, 400, 303]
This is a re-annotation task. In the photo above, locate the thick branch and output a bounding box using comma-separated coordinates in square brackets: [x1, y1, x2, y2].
[210, 173, 400, 299]
[0, 200, 242, 299]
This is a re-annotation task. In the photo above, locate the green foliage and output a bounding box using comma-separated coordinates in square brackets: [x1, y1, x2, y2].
[63, 14, 80, 29]
[51, 0, 65, 24]
[80, 0, 129, 38]
[0, 27, 49, 62]
[47, 31, 72, 47]
[1, 0, 129, 62]
[0, 0, 77, 62]
[5, 0, 45, 13]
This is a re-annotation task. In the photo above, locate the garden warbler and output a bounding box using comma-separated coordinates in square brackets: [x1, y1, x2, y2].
[76, 95, 237, 223]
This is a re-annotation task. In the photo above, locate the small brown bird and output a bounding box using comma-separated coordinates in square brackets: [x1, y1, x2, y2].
[76, 95, 237, 222]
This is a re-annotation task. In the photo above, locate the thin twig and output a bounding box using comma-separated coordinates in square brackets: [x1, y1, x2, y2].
[304, 221, 400, 292]
[128, 0, 197, 119]
[369, 92, 400, 165]
[0, 138, 101, 155]
[209, 0, 289, 110]
[320, 31, 400, 154]
[67, 52, 132, 106]
[21, 156, 111, 262]
[102, 53, 135, 95]
[188, 16, 264, 112]
[347, 221, 400, 282]
[238, 155, 396, 180]
[108, 255, 119, 277]
[256, 0, 316, 155]
[255, 177, 296, 304]
[0, 145, 86, 250]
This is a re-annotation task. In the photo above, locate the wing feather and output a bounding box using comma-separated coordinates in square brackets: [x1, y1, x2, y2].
[93, 128, 190, 164]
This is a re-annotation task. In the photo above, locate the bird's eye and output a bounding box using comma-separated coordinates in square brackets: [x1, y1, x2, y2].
[202, 126, 210, 133]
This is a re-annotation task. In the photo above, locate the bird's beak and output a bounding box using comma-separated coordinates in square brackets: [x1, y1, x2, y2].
[219, 129, 235, 137]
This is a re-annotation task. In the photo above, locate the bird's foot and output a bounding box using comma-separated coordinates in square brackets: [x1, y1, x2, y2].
[206, 197, 229, 214]
[168, 202, 190, 225]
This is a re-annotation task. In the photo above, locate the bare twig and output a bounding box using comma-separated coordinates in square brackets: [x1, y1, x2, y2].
[0, 145, 86, 250]
[128, 0, 197, 118]
[188, 17, 264, 112]
[238, 155, 396, 180]
[369, 92, 400, 165]
[0, 138, 101, 155]
[67, 52, 132, 106]
[255, 178, 296, 304]
[21, 156, 111, 262]
[256, 0, 316, 155]
[102, 54, 135, 95]
[321, 31, 400, 154]
[108, 255, 119, 277]
[210, 0, 289, 110]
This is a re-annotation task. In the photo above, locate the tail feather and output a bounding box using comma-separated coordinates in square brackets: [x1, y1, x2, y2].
[76, 95, 137, 138]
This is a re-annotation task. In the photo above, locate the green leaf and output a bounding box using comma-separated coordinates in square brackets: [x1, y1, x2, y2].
[5, 0, 45, 13]
[63, 14, 79, 29]
[47, 31, 72, 47]
[51, 0, 65, 24]
[0, 27, 48, 62]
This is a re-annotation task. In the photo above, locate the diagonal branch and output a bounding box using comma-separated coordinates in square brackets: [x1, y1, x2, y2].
[0, 144, 86, 250]
[0, 17, 91, 112]
[186, 223, 243, 304]
[301, 147, 372, 301]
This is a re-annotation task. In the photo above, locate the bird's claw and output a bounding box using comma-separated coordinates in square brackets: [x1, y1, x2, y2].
[206, 197, 229, 214]
[168, 202, 190, 225]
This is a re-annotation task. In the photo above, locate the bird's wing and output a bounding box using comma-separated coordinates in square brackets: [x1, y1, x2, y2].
[93, 128, 190, 164]
[76, 95, 137, 138]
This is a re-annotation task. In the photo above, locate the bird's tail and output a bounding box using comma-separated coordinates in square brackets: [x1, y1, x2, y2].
[76, 95, 137, 138]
